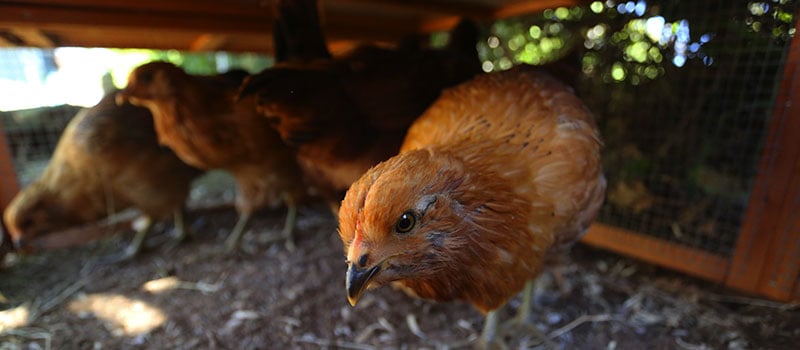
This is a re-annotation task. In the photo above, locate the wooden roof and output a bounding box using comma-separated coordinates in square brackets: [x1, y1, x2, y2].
[0, 0, 578, 53]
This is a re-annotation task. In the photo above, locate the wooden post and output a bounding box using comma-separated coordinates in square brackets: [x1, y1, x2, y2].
[726, 17, 800, 301]
[0, 118, 19, 212]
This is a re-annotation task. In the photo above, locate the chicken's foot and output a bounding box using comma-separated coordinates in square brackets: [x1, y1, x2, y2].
[124, 216, 153, 258]
[224, 211, 252, 252]
[253, 202, 298, 251]
[477, 309, 500, 350]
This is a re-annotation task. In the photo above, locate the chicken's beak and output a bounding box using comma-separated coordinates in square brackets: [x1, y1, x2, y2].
[346, 262, 381, 306]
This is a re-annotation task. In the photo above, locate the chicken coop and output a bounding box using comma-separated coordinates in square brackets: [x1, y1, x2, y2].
[0, 0, 798, 309]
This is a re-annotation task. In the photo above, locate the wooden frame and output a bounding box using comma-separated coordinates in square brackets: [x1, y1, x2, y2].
[0, 120, 19, 212]
[727, 16, 800, 301]
[582, 17, 800, 303]
[582, 224, 730, 283]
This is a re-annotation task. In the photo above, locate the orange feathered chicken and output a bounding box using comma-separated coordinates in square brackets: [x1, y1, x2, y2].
[116, 62, 307, 251]
[338, 65, 606, 345]
[238, 19, 481, 207]
[3, 91, 202, 258]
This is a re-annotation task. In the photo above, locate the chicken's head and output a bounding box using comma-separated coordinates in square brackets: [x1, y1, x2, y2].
[116, 61, 186, 107]
[237, 65, 356, 146]
[2, 182, 79, 252]
[339, 148, 513, 306]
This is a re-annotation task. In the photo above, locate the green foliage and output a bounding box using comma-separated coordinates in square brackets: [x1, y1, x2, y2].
[478, 1, 796, 85]
[106, 49, 273, 89]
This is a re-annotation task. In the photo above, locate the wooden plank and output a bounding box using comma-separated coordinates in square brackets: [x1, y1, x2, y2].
[330, 0, 494, 20]
[0, 34, 16, 46]
[757, 165, 800, 302]
[581, 223, 729, 283]
[190, 34, 229, 52]
[9, 27, 56, 47]
[0, 4, 272, 34]
[2, 0, 274, 19]
[493, 0, 579, 19]
[726, 15, 800, 297]
[0, 120, 20, 213]
[751, 18, 800, 301]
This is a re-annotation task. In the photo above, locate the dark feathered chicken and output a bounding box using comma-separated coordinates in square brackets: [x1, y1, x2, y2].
[238, 19, 482, 209]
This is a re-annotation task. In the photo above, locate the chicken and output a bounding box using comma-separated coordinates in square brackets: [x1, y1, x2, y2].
[238, 18, 482, 208]
[116, 62, 307, 251]
[338, 65, 606, 346]
[2, 91, 202, 258]
[272, 0, 331, 63]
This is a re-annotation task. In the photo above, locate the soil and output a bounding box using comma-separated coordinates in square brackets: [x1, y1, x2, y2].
[0, 202, 798, 349]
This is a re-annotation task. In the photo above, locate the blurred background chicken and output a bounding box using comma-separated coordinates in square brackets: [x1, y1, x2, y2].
[339, 65, 606, 347]
[116, 62, 308, 251]
[271, 0, 331, 63]
[238, 13, 482, 209]
[2, 91, 202, 258]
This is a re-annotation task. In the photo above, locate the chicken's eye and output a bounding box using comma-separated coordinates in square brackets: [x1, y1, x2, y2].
[395, 210, 416, 234]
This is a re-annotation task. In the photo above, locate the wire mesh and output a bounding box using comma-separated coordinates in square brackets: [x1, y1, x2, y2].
[589, 1, 795, 257]
[1, 106, 78, 187]
[0, 48, 270, 208]
[480, 0, 797, 258]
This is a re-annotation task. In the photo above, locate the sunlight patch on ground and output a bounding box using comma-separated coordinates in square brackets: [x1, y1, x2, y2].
[68, 293, 165, 336]
[0, 304, 30, 331]
[142, 276, 182, 293]
[141, 276, 222, 294]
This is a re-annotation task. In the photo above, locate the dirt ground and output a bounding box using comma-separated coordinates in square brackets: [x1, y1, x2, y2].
[1, 199, 798, 349]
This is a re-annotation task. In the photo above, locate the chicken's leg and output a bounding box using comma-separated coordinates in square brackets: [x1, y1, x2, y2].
[514, 279, 535, 325]
[123, 216, 153, 259]
[170, 208, 191, 242]
[279, 200, 297, 251]
[164, 208, 192, 252]
[512, 280, 557, 348]
[224, 211, 252, 252]
[477, 309, 500, 349]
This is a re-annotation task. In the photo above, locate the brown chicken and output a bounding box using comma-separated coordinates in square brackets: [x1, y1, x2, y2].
[238, 19, 482, 208]
[2, 91, 202, 258]
[338, 65, 606, 346]
[116, 62, 307, 251]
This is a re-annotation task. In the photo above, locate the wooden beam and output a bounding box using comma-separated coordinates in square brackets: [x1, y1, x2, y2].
[0, 3, 272, 34]
[190, 34, 229, 52]
[419, 16, 464, 33]
[493, 0, 580, 19]
[581, 223, 730, 283]
[329, 0, 494, 20]
[734, 15, 800, 302]
[9, 27, 56, 47]
[726, 13, 800, 300]
[0, 34, 16, 47]
[756, 157, 800, 302]
[3, 0, 275, 19]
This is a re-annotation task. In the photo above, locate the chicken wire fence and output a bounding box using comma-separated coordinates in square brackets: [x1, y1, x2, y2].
[0, 1, 797, 299]
[588, 1, 794, 256]
[481, 0, 799, 299]
[0, 49, 268, 207]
